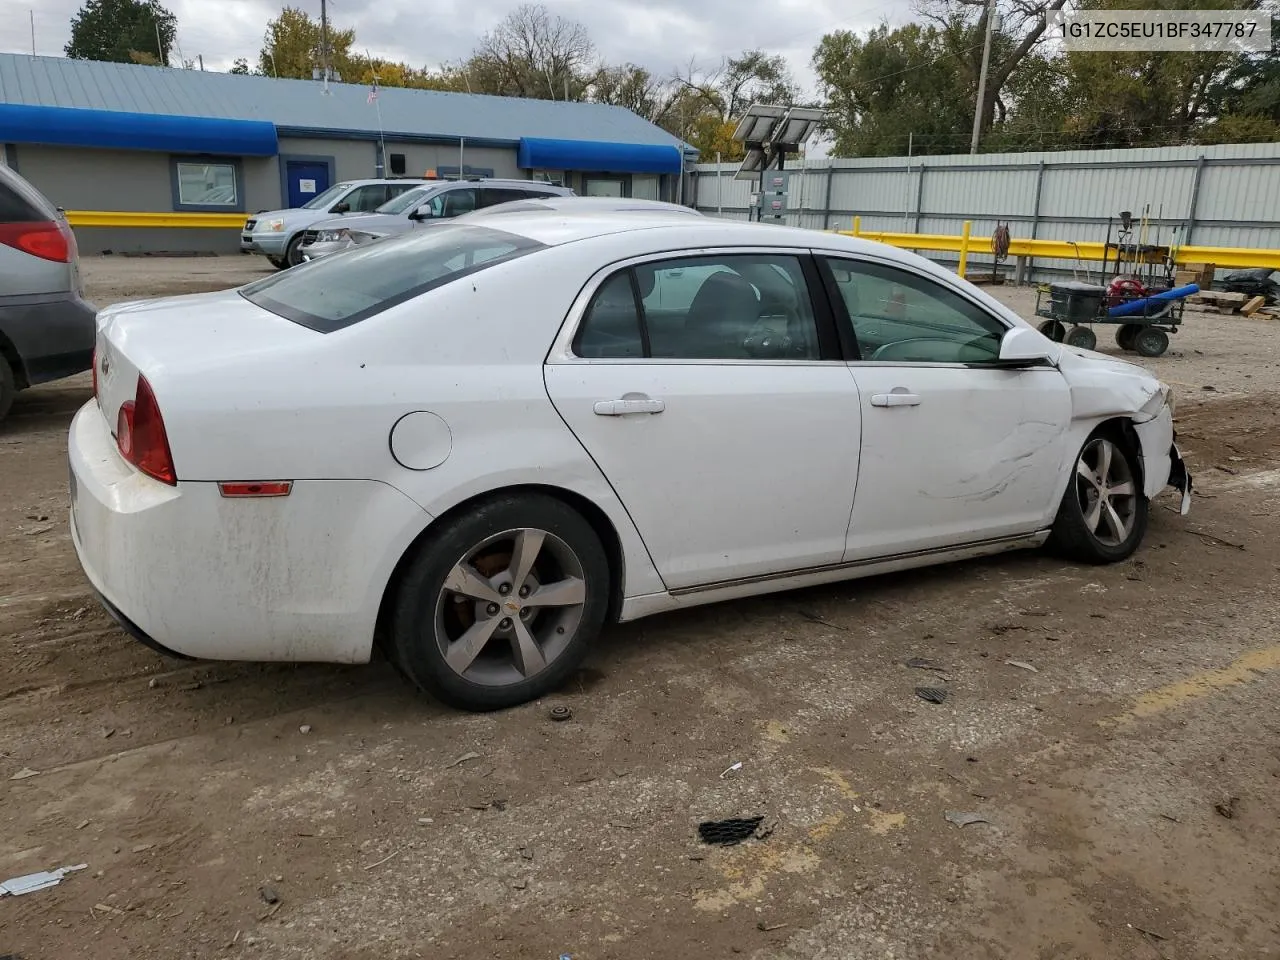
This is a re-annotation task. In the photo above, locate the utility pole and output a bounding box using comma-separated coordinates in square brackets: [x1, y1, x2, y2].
[970, 0, 996, 154]
[320, 0, 330, 93]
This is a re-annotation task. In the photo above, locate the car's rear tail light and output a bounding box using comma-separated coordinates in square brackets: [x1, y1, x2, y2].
[91, 346, 98, 399]
[0, 221, 71, 262]
[116, 375, 176, 485]
[218, 481, 292, 498]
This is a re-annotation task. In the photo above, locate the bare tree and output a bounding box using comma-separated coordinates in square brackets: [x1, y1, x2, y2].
[469, 4, 595, 99]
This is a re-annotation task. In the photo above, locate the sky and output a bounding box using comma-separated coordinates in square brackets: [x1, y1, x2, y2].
[5, 0, 902, 95]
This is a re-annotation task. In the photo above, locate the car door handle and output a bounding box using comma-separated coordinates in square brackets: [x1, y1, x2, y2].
[870, 392, 921, 407]
[593, 398, 665, 416]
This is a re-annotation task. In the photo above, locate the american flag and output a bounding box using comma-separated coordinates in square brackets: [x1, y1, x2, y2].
[367, 81, 379, 104]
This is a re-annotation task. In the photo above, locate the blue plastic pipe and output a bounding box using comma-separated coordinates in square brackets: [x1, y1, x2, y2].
[1106, 283, 1200, 317]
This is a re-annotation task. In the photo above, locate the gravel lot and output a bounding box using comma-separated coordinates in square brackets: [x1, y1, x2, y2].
[2, 256, 1278, 960]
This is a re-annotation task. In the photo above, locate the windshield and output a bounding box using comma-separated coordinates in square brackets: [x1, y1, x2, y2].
[240, 224, 546, 333]
[301, 183, 351, 210]
[376, 186, 435, 215]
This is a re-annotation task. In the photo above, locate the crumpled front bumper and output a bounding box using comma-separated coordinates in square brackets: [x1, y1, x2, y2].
[1169, 437, 1193, 515]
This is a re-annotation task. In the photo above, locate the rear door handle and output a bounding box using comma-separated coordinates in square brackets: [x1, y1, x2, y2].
[870, 392, 921, 407]
[593, 398, 665, 416]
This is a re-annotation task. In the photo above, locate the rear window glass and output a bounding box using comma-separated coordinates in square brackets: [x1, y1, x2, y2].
[0, 172, 50, 222]
[239, 224, 545, 332]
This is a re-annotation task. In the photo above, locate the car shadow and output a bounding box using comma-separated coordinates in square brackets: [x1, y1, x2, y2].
[2, 377, 93, 439]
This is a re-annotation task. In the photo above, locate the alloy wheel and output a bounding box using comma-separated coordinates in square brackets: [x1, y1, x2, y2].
[433, 528, 588, 687]
[1074, 438, 1137, 547]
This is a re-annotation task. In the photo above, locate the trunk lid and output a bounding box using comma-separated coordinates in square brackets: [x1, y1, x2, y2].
[94, 288, 320, 439]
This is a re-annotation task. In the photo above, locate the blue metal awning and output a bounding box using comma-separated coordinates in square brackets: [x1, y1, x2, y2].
[0, 104, 278, 157]
[518, 137, 683, 174]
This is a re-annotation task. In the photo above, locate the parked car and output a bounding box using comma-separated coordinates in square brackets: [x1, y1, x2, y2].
[242, 178, 428, 269]
[461, 196, 701, 220]
[0, 164, 96, 424]
[70, 213, 1192, 712]
[298, 178, 574, 260]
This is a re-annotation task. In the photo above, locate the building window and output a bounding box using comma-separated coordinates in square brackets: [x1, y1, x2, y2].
[170, 158, 243, 212]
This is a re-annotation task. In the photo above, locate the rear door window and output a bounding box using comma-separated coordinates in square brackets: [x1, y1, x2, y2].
[480, 187, 529, 207]
[240, 224, 545, 332]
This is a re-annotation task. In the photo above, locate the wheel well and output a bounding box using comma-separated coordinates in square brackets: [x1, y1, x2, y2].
[373, 484, 628, 651]
[0, 330, 28, 389]
[1094, 417, 1146, 491]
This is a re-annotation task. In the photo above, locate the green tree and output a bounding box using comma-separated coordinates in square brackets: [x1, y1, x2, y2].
[229, 57, 251, 75]
[813, 23, 975, 156]
[258, 5, 355, 80]
[65, 0, 177, 66]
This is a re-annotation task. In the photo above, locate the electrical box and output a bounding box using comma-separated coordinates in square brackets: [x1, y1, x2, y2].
[756, 170, 788, 221]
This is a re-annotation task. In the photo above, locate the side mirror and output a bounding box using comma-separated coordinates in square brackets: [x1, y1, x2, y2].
[408, 205, 432, 221]
[999, 326, 1056, 365]
[332, 201, 350, 214]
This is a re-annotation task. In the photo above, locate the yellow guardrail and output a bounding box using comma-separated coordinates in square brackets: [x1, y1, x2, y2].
[65, 211, 247, 229]
[842, 217, 1280, 272]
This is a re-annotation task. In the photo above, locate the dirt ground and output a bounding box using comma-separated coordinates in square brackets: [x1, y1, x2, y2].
[3, 256, 1279, 960]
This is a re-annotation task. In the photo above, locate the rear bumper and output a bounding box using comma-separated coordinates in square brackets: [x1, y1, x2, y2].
[0, 291, 96, 386]
[68, 400, 432, 664]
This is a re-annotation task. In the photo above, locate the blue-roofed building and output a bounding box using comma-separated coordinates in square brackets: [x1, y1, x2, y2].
[0, 53, 697, 253]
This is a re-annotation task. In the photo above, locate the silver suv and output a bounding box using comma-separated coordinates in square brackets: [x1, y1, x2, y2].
[299, 179, 574, 261]
[0, 165, 95, 424]
[242, 178, 429, 269]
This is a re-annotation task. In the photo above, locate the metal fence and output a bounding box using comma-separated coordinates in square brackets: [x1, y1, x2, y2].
[688, 142, 1280, 279]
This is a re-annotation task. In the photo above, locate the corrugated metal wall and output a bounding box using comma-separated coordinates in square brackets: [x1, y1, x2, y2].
[690, 143, 1280, 279]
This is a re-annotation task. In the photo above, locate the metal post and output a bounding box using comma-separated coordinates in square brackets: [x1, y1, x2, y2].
[30, 10, 35, 56]
[1185, 155, 1206, 246]
[821, 165, 834, 230]
[913, 164, 926, 233]
[958, 220, 973, 277]
[852, 215, 861, 236]
[716, 151, 722, 217]
[1026, 160, 1046, 282]
[970, 0, 996, 154]
[903, 132, 913, 230]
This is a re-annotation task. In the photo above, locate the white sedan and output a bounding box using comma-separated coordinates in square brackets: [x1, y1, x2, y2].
[69, 210, 1193, 711]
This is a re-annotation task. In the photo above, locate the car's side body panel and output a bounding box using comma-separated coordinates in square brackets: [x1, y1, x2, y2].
[69, 402, 429, 662]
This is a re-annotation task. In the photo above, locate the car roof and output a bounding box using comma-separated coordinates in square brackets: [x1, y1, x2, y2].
[464, 214, 890, 254]
[462, 197, 697, 219]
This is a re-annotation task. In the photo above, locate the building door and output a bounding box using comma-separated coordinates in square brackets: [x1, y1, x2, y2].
[285, 160, 331, 208]
[583, 177, 626, 197]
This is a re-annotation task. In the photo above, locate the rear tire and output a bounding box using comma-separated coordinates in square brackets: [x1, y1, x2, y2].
[1116, 324, 1141, 350]
[1134, 328, 1169, 357]
[1048, 428, 1148, 564]
[1037, 319, 1066, 342]
[1064, 325, 1097, 350]
[0, 354, 15, 424]
[389, 494, 610, 711]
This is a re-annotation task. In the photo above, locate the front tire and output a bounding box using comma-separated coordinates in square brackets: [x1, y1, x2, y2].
[1048, 429, 1148, 564]
[267, 255, 287, 270]
[390, 494, 610, 711]
[284, 235, 305, 268]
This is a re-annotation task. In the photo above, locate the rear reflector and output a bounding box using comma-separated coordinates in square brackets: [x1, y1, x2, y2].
[218, 481, 293, 498]
[0, 221, 71, 262]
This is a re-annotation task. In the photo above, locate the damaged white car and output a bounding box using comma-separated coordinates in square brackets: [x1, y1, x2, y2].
[68, 213, 1192, 711]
